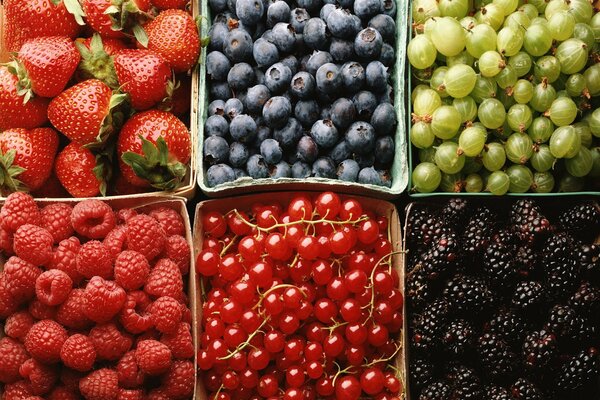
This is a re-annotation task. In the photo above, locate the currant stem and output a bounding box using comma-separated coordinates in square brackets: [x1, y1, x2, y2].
[253, 284, 307, 310]
[331, 361, 357, 387]
[362, 341, 402, 367]
[219, 234, 239, 257]
[218, 318, 269, 360]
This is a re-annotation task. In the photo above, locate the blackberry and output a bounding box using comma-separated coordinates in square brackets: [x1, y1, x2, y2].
[462, 206, 498, 258]
[545, 257, 580, 301]
[512, 281, 546, 312]
[522, 329, 558, 370]
[482, 242, 518, 288]
[545, 304, 581, 341]
[417, 233, 461, 280]
[411, 299, 450, 353]
[418, 380, 451, 400]
[485, 386, 512, 400]
[577, 244, 600, 282]
[514, 245, 537, 278]
[410, 357, 436, 391]
[442, 319, 475, 358]
[510, 378, 544, 400]
[558, 202, 600, 240]
[407, 207, 452, 248]
[406, 207, 432, 247]
[446, 365, 483, 400]
[443, 274, 495, 314]
[477, 333, 518, 381]
[406, 266, 434, 309]
[556, 347, 600, 392]
[491, 228, 520, 250]
[440, 198, 470, 230]
[568, 282, 600, 317]
[509, 199, 552, 243]
[485, 308, 531, 346]
[541, 232, 576, 263]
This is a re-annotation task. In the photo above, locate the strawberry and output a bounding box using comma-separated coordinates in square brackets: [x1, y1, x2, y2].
[114, 49, 172, 111]
[7, 36, 80, 100]
[48, 79, 127, 146]
[54, 143, 104, 198]
[80, 36, 129, 56]
[118, 110, 191, 189]
[0, 66, 50, 131]
[3, 0, 84, 53]
[159, 74, 191, 118]
[31, 173, 70, 199]
[82, 0, 151, 45]
[151, 0, 188, 10]
[0, 128, 59, 192]
[75, 34, 123, 89]
[144, 9, 200, 73]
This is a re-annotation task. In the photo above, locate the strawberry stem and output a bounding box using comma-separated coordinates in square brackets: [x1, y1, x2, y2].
[0, 149, 27, 194]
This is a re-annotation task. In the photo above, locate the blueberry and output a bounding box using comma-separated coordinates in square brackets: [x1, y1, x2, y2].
[383, 0, 396, 17]
[270, 161, 291, 177]
[273, 117, 303, 148]
[224, 29, 254, 62]
[255, 125, 272, 143]
[353, 0, 383, 19]
[341, 61, 365, 93]
[289, 8, 310, 33]
[379, 43, 395, 67]
[260, 138, 283, 164]
[213, 11, 234, 24]
[328, 140, 352, 163]
[280, 55, 299, 75]
[245, 84, 271, 114]
[229, 142, 250, 167]
[227, 0, 236, 13]
[354, 28, 383, 59]
[337, 159, 360, 181]
[209, 0, 228, 12]
[224, 98, 244, 120]
[265, 62, 293, 94]
[297, 0, 322, 13]
[305, 51, 333, 75]
[352, 90, 377, 120]
[371, 103, 396, 136]
[209, 23, 229, 51]
[230, 114, 257, 143]
[254, 68, 266, 84]
[262, 96, 291, 128]
[253, 38, 279, 68]
[262, 29, 274, 42]
[330, 98, 356, 130]
[330, 38, 355, 62]
[368, 14, 395, 43]
[246, 154, 270, 178]
[207, 51, 232, 81]
[291, 161, 311, 178]
[365, 61, 388, 93]
[227, 62, 255, 91]
[304, 18, 330, 51]
[294, 33, 306, 54]
[233, 168, 249, 178]
[296, 135, 318, 163]
[326, 9, 355, 39]
[345, 121, 376, 154]
[210, 82, 232, 100]
[354, 152, 375, 168]
[316, 63, 342, 94]
[290, 71, 315, 99]
[294, 100, 320, 128]
[204, 136, 230, 166]
[271, 23, 296, 53]
[207, 164, 236, 187]
[357, 166, 383, 185]
[310, 119, 339, 148]
[338, 0, 355, 7]
[320, 4, 336, 22]
[205, 115, 229, 137]
[266, 1, 290, 27]
[375, 135, 395, 164]
[378, 84, 394, 104]
[236, 91, 248, 107]
[236, 0, 264, 26]
[312, 157, 336, 178]
[208, 100, 226, 116]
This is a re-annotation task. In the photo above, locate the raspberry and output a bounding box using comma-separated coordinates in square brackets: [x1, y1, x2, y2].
[19, 358, 58, 395]
[117, 389, 144, 400]
[146, 389, 170, 400]
[76, 240, 114, 280]
[117, 351, 145, 388]
[148, 207, 185, 236]
[0, 275, 20, 318]
[104, 225, 128, 258]
[83, 276, 126, 323]
[4, 311, 34, 342]
[24, 396, 45, 400]
[60, 334, 96, 372]
[47, 387, 79, 400]
[120, 291, 153, 334]
[28, 299, 57, 320]
[150, 296, 183, 333]
[4, 257, 41, 303]
[135, 329, 160, 344]
[71, 200, 116, 239]
[89, 323, 132, 361]
[3, 380, 33, 399]
[24, 320, 68, 364]
[0, 338, 29, 383]
[135, 340, 172, 375]
[59, 368, 84, 393]
[40, 203, 74, 244]
[0, 192, 41, 233]
[114, 250, 150, 290]
[13, 224, 54, 266]
[162, 360, 195, 399]
[56, 289, 92, 330]
[35, 269, 73, 306]
[127, 215, 166, 261]
[0, 226, 14, 255]
[49, 237, 83, 285]
[163, 235, 191, 274]
[79, 368, 119, 400]
[116, 208, 138, 224]
[145, 258, 183, 300]
[160, 322, 194, 359]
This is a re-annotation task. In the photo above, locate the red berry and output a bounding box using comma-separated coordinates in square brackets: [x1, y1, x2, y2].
[150, 296, 183, 333]
[3, 380, 34, 399]
[226, 212, 252, 236]
[257, 374, 278, 397]
[25, 320, 67, 364]
[40, 203, 74, 244]
[117, 388, 144, 400]
[4, 310, 34, 342]
[83, 277, 126, 324]
[335, 376, 361, 400]
[314, 192, 341, 219]
[119, 291, 153, 334]
[19, 358, 58, 395]
[340, 199, 363, 220]
[127, 215, 166, 261]
[35, 269, 72, 306]
[49, 237, 83, 284]
[13, 224, 53, 266]
[144, 258, 183, 300]
[288, 196, 313, 221]
[163, 235, 191, 274]
[202, 211, 227, 238]
[135, 340, 172, 376]
[0, 337, 29, 383]
[79, 368, 119, 400]
[60, 334, 96, 372]
[56, 289, 92, 330]
[3, 256, 41, 303]
[357, 219, 379, 244]
[103, 225, 128, 258]
[360, 367, 385, 395]
[0, 192, 41, 233]
[47, 386, 79, 400]
[162, 360, 195, 399]
[76, 240, 113, 279]
[71, 199, 116, 239]
[89, 323, 132, 361]
[197, 249, 220, 277]
[116, 208, 138, 224]
[117, 351, 145, 389]
[114, 250, 150, 291]
[28, 299, 57, 320]
[148, 207, 185, 236]
[160, 322, 194, 359]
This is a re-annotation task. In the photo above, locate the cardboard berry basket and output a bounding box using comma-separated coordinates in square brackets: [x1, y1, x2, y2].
[195, 1, 410, 199]
[0, 195, 199, 398]
[193, 191, 409, 400]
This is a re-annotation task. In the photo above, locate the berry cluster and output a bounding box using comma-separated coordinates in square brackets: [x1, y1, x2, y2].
[0, 192, 194, 399]
[406, 199, 600, 399]
[203, 0, 398, 187]
[197, 192, 404, 399]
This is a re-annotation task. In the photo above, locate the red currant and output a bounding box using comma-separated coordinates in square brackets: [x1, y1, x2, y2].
[340, 199, 363, 220]
[288, 196, 313, 221]
[314, 192, 341, 218]
[227, 212, 252, 236]
[203, 212, 227, 237]
[360, 367, 385, 395]
[197, 249, 220, 276]
[335, 376, 361, 400]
